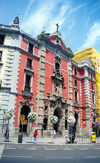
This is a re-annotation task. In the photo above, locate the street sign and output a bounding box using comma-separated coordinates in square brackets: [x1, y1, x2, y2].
[19, 115, 27, 125]
[21, 120, 27, 125]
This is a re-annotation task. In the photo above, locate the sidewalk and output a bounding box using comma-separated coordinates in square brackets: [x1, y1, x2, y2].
[0, 136, 100, 145]
[0, 136, 66, 145]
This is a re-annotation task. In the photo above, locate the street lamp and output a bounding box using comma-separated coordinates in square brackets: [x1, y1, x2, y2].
[67, 116, 76, 143]
[49, 115, 58, 143]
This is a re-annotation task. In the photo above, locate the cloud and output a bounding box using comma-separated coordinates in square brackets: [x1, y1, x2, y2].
[20, 0, 86, 37]
[67, 2, 86, 17]
[20, 0, 70, 36]
[91, 1, 100, 14]
[24, 0, 35, 20]
[78, 21, 100, 50]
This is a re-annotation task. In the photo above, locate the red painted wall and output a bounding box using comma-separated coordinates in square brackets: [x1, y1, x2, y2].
[61, 58, 68, 71]
[79, 68, 84, 77]
[14, 48, 39, 127]
[44, 63, 53, 96]
[61, 58, 68, 98]
[60, 42, 66, 51]
[45, 50, 54, 64]
[49, 38, 56, 43]
[21, 36, 28, 51]
[34, 46, 39, 56]
[44, 50, 54, 96]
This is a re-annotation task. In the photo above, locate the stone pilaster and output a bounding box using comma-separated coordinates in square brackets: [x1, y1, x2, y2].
[37, 45, 46, 130]
[68, 61, 73, 116]
[84, 78, 90, 135]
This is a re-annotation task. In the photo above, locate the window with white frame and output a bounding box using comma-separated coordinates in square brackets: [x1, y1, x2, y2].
[90, 72, 93, 80]
[75, 90, 78, 102]
[74, 79, 77, 87]
[74, 68, 77, 76]
[92, 93, 95, 105]
[91, 83, 94, 90]
[27, 58, 32, 68]
[24, 75, 31, 91]
[28, 43, 33, 54]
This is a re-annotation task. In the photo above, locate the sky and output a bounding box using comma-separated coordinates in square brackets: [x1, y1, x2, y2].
[0, 0, 100, 54]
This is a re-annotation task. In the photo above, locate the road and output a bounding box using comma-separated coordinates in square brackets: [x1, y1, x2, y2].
[0, 144, 100, 163]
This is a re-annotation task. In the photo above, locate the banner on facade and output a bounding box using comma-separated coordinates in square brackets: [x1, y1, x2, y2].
[96, 57, 100, 73]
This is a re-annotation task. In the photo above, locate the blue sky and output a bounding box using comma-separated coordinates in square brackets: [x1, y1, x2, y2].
[0, 0, 100, 54]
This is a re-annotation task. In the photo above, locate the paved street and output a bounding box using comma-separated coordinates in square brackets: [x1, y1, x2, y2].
[1, 144, 100, 163]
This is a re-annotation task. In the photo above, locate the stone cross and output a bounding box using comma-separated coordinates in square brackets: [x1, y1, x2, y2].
[56, 23, 59, 31]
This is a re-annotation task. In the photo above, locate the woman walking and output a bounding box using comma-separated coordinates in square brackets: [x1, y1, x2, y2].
[34, 129, 38, 144]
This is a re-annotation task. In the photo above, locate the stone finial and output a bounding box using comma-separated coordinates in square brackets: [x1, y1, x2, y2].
[41, 26, 46, 33]
[13, 14, 19, 25]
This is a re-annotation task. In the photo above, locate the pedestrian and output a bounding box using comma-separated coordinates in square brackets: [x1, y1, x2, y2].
[34, 129, 38, 144]
[54, 129, 56, 138]
[5, 127, 10, 142]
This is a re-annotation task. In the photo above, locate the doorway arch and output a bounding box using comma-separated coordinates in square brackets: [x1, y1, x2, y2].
[54, 107, 63, 135]
[20, 105, 30, 132]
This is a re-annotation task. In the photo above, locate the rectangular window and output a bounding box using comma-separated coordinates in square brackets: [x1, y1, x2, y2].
[0, 51, 2, 60]
[27, 58, 32, 68]
[92, 93, 94, 104]
[90, 73, 93, 80]
[91, 83, 94, 90]
[28, 43, 33, 54]
[75, 91, 77, 101]
[0, 35, 4, 45]
[25, 75, 31, 91]
[74, 80, 77, 87]
[74, 68, 77, 76]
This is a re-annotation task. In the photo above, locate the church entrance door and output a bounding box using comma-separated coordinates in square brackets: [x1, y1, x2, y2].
[54, 107, 63, 135]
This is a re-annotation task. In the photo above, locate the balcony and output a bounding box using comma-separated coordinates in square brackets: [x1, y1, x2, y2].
[24, 66, 34, 75]
[22, 86, 33, 98]
[74, 100, 79, 107]
[51, 69, 64, 82]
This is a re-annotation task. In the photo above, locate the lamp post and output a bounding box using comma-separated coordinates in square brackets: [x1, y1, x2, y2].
[3, 110, 14, 141]
[49, 115, 58, 144]
[2, 109, 5, 134]
[67, 116, 76, 143]
[27, 112, 37, 142]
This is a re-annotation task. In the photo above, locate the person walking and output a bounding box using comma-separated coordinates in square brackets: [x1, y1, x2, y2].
[54, 129, 56, 138]
[5, 127, 10, 142]
[34, 129, 38, 144]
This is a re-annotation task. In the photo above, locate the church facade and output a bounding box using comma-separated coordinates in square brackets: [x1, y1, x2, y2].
[0, 16, 98, 137]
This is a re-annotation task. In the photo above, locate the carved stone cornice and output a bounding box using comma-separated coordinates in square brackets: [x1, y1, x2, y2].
[44, 94, 69, 108]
